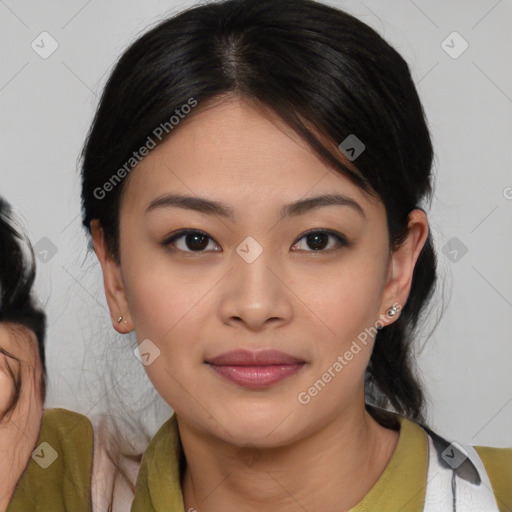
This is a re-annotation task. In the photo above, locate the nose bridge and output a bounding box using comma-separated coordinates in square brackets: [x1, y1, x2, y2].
[220, 234, 292, 329]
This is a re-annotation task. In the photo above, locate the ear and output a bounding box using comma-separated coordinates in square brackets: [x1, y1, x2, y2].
[90, 220, 134, 334]
[378, 209, 429, 327]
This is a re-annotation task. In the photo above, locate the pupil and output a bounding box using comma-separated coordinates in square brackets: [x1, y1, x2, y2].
[187, 233, 209, 250]
[308, 233, 327, 250]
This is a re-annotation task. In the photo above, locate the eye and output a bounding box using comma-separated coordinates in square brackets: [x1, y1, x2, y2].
[162, 228, 348, 254]
[0, 349, 21, 385]
[291, 229, 348, 253]
[162, 229, 221, 253]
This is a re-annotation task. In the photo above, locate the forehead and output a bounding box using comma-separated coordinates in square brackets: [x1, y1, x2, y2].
[120, 97, 382, 218]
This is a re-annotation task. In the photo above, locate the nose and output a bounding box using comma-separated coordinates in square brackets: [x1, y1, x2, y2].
[218, 243, 294, 333]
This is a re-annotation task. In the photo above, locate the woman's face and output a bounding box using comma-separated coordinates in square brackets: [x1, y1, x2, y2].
[0, 323, 44, 509]
[94, 96, 427, 447]
[0, 324, 43, 418]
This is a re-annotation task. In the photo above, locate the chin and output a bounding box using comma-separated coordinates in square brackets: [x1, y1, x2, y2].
[209, 400, 306, 447]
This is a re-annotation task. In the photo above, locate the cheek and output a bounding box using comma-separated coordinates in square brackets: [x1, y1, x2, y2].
[123, 267, 207, 409]
[300, 251, 388, 345]
[121, 247, 220, 401]
[124, 260, 216, 343]
[294, 244, 388, 402]
[293, 271, 382, 415]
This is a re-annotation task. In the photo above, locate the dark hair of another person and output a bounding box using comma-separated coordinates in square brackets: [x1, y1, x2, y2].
[80, 0, 438, 426]
[0, 197, 47, 420]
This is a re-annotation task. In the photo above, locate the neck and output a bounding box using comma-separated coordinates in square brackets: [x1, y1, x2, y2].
[179, 403, 400, 512]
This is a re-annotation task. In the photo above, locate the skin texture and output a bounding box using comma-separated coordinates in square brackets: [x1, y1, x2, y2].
[92, 95, 429, 511]
[0, 324, 44, 511]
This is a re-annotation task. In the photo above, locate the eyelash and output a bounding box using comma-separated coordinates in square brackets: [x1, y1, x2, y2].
[161, 228, 349, 255]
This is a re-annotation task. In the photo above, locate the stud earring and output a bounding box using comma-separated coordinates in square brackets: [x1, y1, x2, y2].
[386, 304, 398, 317]
[117, 316, 124, 323]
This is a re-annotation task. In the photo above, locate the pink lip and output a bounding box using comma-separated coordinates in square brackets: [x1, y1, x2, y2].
[205, 349, 306, 389]
[206, 349, 304, 366]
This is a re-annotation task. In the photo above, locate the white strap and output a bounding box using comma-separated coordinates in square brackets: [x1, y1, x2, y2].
[424, 435, 500, 511]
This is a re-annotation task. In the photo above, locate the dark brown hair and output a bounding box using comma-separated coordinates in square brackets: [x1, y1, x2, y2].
[0, 197, 47, 420]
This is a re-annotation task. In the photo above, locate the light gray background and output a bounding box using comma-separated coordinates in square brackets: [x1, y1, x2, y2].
[1, 0, 511, 447]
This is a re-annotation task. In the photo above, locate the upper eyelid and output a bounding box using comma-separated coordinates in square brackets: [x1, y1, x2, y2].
[0, 349, 21, 381]
[164, 228, 213, 243]
[0, 348, 20, 362]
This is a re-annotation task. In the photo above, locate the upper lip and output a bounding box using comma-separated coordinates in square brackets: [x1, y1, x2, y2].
[205, 349, 305, 366]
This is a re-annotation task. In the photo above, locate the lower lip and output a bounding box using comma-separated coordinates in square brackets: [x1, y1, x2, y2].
[207, 363, 305, 389]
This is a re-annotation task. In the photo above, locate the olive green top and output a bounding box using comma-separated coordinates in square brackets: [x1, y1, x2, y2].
[6, 408, 93, 512]
[131, 413, 512, 512]
[6, 408, 512, 511]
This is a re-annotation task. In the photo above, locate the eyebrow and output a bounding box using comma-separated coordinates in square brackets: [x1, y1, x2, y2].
[145, 192, 365, 220]
[0, 347, 20, 362]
